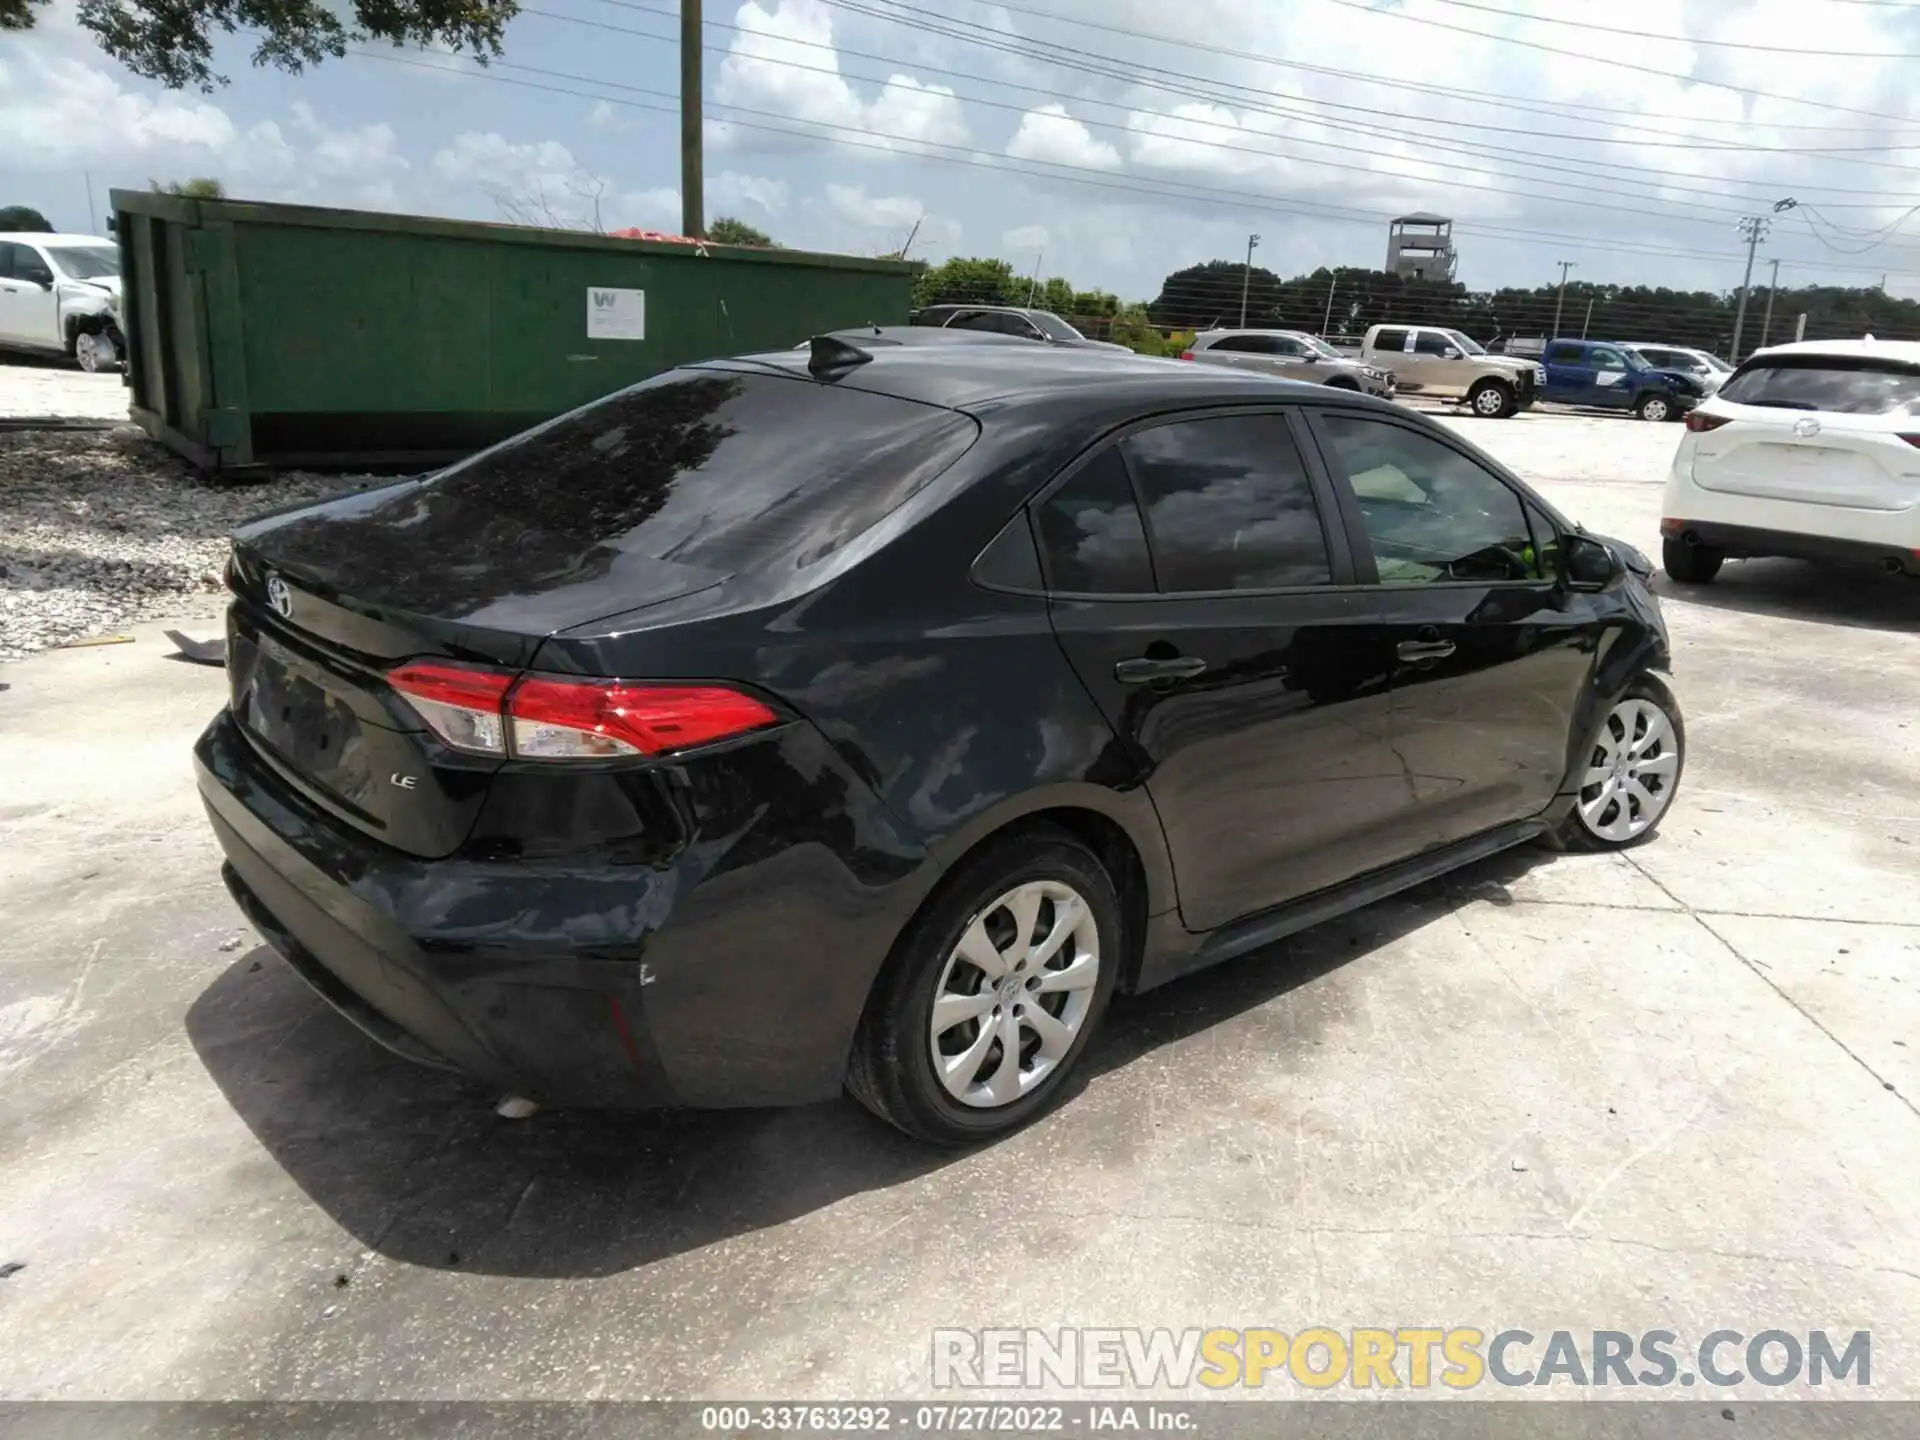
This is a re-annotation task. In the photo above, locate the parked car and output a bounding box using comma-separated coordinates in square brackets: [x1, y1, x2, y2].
[1621, 343, 1731, 394]
[1182, 327, 1395, 396]
[1359, 324, 1544, 417]
[0, 232, 124, 372]
[1540, 339, 1706, 421]
[1660, 338, 1920, 582]
[197, 340, 1682, 1144]
[911, 303, 1132, 352]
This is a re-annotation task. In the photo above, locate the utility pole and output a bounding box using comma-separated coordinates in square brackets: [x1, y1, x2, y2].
[1322, 273, 1338, 337]
[1760, 258, 1781, 349]
[84, 172, 98, 233]
[1026, 251, 1043, 306]
[1238, 234, 1261, 328]
[1551, 260, 1576, 338]
[896, 215, 923, 260]
[1732, 199, 1797, 362]
[680, 0, 704, 239]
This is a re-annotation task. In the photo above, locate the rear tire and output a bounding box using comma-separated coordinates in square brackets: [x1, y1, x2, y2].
[1324, 376, 1359, 391]
[847, 828, 1121, 1145]
[1635, 392, 1674, 422]
[1662, 538, 1723, 583]
[1467, 378, 1517, 418]
[1548, 673, 1685, 854]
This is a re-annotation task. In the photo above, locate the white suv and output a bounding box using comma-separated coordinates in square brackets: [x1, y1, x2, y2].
[1661, 339, 1920, 582]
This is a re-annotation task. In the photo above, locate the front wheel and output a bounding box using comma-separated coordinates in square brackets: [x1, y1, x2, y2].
[847, 829, 1120, 1144]
[1635, 392, 1674, 422]
[1550, 674, 1685, 853]
[73, 330, 118, 374]
[1467, 378, 1517, 418]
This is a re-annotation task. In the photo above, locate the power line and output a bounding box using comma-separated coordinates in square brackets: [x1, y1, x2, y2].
[975, 0, 1920, 137]
[1410, 0, 1920, 58]
[1314, 0, 1920, 126]
[528, 6, 1830, 223]
[817, 0, 1920, 190]
[345, 46, 1920, 280]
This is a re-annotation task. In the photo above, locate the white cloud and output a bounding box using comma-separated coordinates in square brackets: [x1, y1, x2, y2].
[710, 171, 791, 216]
[713, 0, 969, 155]
[1007, 104, 1121, 171]
[1003, 224, 1050, 251]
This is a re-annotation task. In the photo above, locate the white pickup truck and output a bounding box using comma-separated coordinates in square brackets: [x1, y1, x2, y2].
[1359, 323, 1544, 418]
[0, 232, 125, 372]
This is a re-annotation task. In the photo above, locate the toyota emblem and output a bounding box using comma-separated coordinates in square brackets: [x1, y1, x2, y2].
[1793, 417, 1822, 438]
[265, 574, 294, 619]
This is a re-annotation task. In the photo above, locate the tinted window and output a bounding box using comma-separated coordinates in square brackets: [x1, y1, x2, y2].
[1029, 311, 1085, 342]
[1122, 415, 1331, 592]
[1544, 342, 1585, 364]
[1636, 348, 1682, 368]
[1036, 448, 1155, 594]
[1717, 357, 1920, 416]
[1413, 331, 1454, 356]
[1207, 335, 1262, 353]
[1591, 346, 1629, 371]
[1374, 328, 1410, 352]
[946, 311, 993, 332]
[992, 313, 1040, 338]
[1268, 337, 1308, 357]
[253, 371, 979, 617]
[1317, 415, 1544, 585]
[0, 243, 18, 279]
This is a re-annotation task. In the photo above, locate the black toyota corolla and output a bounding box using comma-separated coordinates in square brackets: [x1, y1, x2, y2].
[196, 339, 1682, 1143]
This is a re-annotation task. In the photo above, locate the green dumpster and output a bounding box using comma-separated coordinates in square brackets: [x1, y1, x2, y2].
[110, 191, 917, 473]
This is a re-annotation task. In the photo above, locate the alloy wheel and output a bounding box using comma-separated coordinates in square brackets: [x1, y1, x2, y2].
[1475, 387, 1506, 415]
[1577, 697, 1680, 842]
[75, 333, 108, 373]
[929, 880, 1100, 1109]
[1643, 397, 1671, 422]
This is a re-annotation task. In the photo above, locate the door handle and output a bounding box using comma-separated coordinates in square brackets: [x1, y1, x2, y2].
[1115, 655, 1208, 684]
[1396, 639, 1456, 661]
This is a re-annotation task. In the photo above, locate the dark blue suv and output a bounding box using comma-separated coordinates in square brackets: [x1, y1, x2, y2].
[1540, 339, 1704, 421]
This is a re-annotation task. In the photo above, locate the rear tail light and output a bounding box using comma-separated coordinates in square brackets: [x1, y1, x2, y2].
[1660, 518, 1686, 538]
[1684, 411, 1731, 433]
[386, 662, 778, 761]
[1899, 435, 1920, 449]
[1179, 351, 1194, 361]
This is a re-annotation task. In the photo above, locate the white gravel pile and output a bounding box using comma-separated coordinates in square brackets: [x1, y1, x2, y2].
[0, 425, 351, 662]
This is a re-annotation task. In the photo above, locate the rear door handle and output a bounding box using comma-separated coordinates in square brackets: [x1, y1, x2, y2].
[1396, 639, 1456, 661]
[1114, 655, 1208, 684]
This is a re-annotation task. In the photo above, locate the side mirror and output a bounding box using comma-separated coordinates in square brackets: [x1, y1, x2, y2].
[1441, 347, 1462, 359]
[1301, 352, 1319, 363]
[1562, 535, 1618, 588]
[22, 268, 54, 289]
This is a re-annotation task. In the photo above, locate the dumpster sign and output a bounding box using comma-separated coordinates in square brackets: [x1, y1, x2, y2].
[587, 287, 646, 340]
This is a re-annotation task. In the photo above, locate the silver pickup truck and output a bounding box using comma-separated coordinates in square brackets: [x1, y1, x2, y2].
[0, 232, 124, 372]
[1359, 323, 1543, 418]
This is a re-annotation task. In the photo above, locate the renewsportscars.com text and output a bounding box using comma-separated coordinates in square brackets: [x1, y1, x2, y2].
[932, 1327, 1871, 1391]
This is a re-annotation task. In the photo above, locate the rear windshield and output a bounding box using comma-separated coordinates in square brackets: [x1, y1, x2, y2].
[1717, 356, 1920, 415]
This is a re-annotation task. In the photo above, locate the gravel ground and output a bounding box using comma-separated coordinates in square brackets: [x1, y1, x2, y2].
[0, 426, 348, 662]
[0, 360, 135, 420]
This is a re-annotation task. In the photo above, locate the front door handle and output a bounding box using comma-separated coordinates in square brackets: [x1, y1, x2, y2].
[1115, 655, 1208, 684]
[1396, 639, 1456, 662]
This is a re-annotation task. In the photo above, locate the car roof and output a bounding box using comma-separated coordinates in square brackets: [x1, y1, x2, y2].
[1196, 327, 1311, 337]
[1744, 338, 1920, 364]
[0, 233, 114, 245]
[811, 325, 1037, 348]
[705, 341, 1356, 411]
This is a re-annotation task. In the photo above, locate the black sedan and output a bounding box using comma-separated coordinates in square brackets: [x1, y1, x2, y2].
[197, 338, 1683, 1144]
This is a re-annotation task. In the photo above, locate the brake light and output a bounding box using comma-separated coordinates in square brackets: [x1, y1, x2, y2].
[1900, 435, 1920, 449]
[386, 662, 778, 760]
[1684, 412, 1731, 433]
[1179, 351, 1194, 361]
[1660, 518, 1685, 537]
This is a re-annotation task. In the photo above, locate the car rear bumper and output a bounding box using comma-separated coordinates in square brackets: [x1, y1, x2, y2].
[1660, 517, 1920, 574]
[195, 707, 925, 1109]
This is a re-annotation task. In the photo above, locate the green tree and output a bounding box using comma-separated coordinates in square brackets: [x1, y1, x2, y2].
[1146, 259, 1291, 331]
[2, 0, 513, 91]
[911, 256, 1020, 309]
[707, 215, 777, 247]
[0, 204, 53, 231]
[152, 177, 226, 198]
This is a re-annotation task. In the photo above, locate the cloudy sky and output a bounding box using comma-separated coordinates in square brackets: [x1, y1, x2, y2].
[5, 0, 1920, 302]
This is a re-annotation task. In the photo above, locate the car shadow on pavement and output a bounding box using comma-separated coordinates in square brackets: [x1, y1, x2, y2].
[1652, 560, 1919, 633]
[184, 845, 1553, 1280]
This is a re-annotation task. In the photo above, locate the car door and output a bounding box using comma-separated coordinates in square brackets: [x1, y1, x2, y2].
[1541, 341, 1594, 404]
[1262, 334, 1320, 381]
[1303, 408, 1604, 854]
[1403, 329, 1467, 397]
[0, 243, 56, 346]
[1587, 345, 1635, 408]
[1037, 410, 1408, 933]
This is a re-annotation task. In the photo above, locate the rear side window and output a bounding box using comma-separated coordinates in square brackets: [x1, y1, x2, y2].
[1373, 328, 1409, 352]
[1718, 357, 1920, 416]
[1122, 415, 1332, 592]
[1207, 335, 1261, 353]
[274, 371, 980, 608]
[1544, 342, 1584, 364]
[1036, 448, 1155, 594]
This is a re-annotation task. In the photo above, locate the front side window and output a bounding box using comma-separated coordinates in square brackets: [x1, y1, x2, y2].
[1442, 329, 1487, 356]
[1316, 414, 1545, 585]
[1591, 347, 1630, 372]
[1717, 357, 1920, 415]
[1121, 414, 1331, 592]
[1035, 448, 1155, 594]
[1413, 331, 1455, 356]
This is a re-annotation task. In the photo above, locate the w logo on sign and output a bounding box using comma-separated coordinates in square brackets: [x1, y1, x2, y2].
[592, 290, 618, 308]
